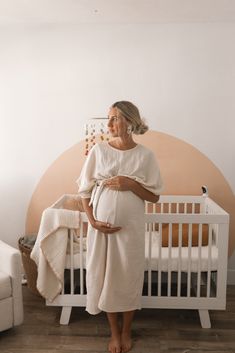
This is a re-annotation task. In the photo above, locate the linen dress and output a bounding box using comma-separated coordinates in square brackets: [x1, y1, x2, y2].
[77, 142, 163, 314]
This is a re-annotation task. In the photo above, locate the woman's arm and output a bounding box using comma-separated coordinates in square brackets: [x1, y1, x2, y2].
[81, 198, 96, 225]
[103, 176, 159, 203]
[81, 198, 122, 234]
[129, 179, 160, 203]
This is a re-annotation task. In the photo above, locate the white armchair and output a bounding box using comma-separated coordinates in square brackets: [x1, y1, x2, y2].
[0, 240, 24, 331]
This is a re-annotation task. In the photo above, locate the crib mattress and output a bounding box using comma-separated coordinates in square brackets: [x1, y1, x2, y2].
[65, 231, 218, 272]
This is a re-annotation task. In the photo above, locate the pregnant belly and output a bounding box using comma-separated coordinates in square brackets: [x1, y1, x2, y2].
[94, 187, 144, 227]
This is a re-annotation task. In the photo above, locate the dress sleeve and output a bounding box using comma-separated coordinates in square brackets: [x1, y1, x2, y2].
[76, 146, 97, 199]
[134, 150, 164, 195]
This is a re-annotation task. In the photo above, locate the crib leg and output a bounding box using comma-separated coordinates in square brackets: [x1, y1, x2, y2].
[198, 310, 211, 328]
[60, 306, 72, 325]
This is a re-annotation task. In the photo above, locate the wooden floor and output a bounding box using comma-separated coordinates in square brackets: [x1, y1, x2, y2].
[1, 286, 235, 353]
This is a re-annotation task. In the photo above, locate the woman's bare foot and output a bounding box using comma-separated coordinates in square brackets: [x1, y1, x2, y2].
[108, 335, 122, 353]
[121, 332, 132, 353]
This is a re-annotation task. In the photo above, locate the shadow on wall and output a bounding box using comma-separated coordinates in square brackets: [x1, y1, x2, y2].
[25, 130, 235, 256]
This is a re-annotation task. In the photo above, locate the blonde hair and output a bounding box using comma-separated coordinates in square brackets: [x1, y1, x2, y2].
[111, 101, 148, 135]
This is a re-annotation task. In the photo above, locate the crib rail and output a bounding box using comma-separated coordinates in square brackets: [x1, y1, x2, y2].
[144, 196, 229, 304]
[46, 195, 229, 328]
[144, 222, 227, 301]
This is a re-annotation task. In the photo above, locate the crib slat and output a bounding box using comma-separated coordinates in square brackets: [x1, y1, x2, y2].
[145, 202, 148, 214]
[192, 203, 195, 214]
[206, 224, 213, 298]
[176, 203, 179, 213]
[147, 223, 153, 297]
[153, 203, 157, 213]
[215, 224, 219, 247]
[62, 270, 65, 294]
[187, 223, 192, 297]
[69, 229, 74, 295]
[177, 224, 182, 297]
[80, 221, 84, 295]
[197, 224, 202, 297]
[167, 223, 172, 297]
[158, 223, 162, 297]
[169, 203, 172, 213]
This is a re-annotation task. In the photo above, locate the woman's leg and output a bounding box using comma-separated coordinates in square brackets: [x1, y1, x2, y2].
[121, 310, 135, 352]
[107, 312, 121, 353]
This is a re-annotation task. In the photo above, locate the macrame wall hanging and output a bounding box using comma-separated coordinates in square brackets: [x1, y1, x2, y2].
[85, 118, 109, 155]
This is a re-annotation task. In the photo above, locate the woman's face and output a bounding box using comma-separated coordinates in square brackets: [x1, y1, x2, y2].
[107, 107, 129, 138]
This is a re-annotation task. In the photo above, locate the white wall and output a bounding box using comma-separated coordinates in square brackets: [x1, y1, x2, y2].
[0, 23, 235, 277]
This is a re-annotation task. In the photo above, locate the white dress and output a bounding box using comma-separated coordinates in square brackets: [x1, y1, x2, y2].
[77, 142, 163, 314]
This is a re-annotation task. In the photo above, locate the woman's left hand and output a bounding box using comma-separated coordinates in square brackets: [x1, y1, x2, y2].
[103, 176, 133, 191]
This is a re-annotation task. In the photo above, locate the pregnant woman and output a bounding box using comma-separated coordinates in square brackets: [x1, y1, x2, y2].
[77, 101, 163, 353]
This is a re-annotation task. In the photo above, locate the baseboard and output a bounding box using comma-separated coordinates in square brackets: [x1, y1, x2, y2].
[227, 269, 235, 285]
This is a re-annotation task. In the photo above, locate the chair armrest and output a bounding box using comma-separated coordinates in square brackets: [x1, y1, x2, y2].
[0, 240, 23, 325]
[0, 240, 20, 276]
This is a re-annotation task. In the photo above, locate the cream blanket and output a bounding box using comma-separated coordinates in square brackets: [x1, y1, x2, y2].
[30, 204, 80, 302]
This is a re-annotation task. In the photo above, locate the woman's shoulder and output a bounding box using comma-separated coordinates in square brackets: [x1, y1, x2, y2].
[88, 142, 109, 155]
[135, 144, 155, 156]
[95, 141, 109, 150]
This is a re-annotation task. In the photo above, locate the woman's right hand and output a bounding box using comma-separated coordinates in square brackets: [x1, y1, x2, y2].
[91, 220, 122, 234]
[81, 198, 121, 234]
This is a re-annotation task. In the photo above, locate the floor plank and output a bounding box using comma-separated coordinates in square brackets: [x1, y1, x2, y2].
[0, 286, 235, 353]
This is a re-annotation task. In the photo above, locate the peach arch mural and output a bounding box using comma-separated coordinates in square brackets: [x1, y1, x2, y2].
[25, 131, 235, 256]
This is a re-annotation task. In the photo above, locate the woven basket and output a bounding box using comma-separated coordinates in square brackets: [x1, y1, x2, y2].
[18, 237, 41, 297]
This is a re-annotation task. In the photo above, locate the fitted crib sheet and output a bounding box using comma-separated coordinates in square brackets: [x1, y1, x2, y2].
[65, 231, 218, 272]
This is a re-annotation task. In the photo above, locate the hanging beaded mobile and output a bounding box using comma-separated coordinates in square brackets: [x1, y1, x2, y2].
[85, 118, 109, 155]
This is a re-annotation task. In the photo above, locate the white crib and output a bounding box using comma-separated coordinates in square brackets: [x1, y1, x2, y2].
[46, 193, 229, 328]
